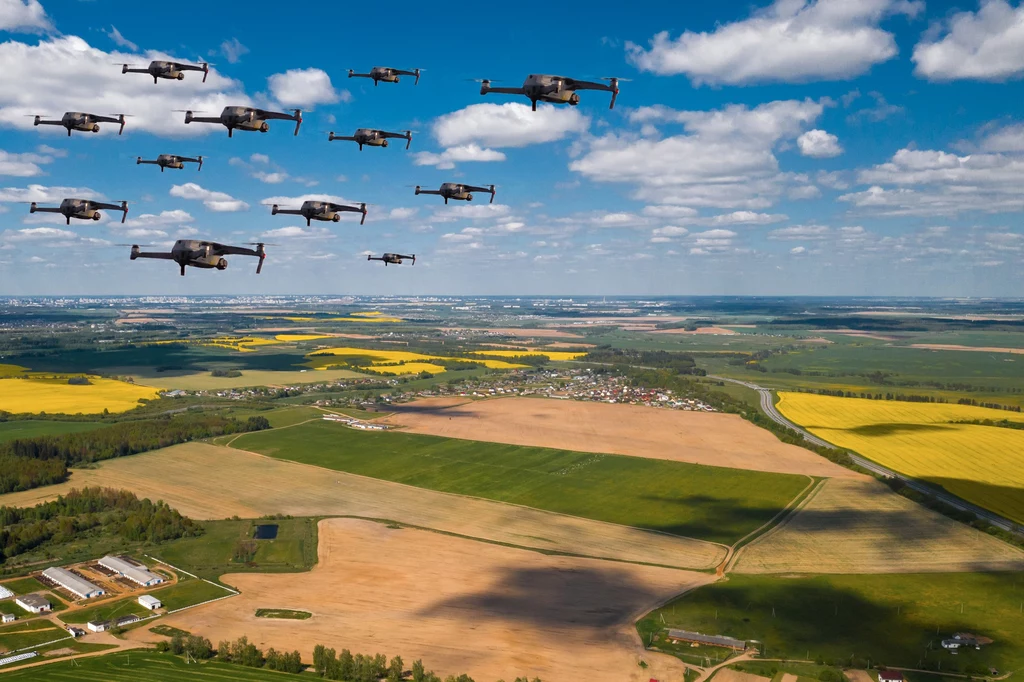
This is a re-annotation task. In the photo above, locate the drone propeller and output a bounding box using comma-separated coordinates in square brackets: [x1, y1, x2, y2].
[115, 243, 153, 247]
[244, 242, 278, 247]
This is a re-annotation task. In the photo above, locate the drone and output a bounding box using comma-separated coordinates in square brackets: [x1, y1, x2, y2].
[129, 240, 266, 277]
[181, 106, 302, 137]
[348, 67, 421, 86]
[271, 200, 367, 226]
[32, 112, 127, 136]
[29, 198, 128, 224]
[328, 129, 412, 151]
[137, 154, 203, 172]
[415, 182, 495, 204]
[479, 74, 621, 111]
[121, 60, 209, 84]
[367, 253, 415, 266]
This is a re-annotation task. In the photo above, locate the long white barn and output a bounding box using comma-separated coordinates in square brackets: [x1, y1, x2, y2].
[41, 567, 104, 599]
[98, 556, 164, 587]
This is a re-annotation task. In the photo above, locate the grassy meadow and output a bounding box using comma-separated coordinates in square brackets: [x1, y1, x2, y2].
[0, 651, 304, 679]
[0, 421, 105, 444]
[228, 421, 809, 545]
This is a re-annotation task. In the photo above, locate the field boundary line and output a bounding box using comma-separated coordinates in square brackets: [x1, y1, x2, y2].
[144, 555, 240, 595]
[222, 417, 322, 447]
[220, 442, 732, 568]
[7, 634, 73, 655]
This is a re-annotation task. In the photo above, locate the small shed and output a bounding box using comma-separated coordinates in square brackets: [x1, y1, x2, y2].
[1, 613, 14, 623]
[138, 594, 162, 610]
[14, 593, 51, 613]
[879, 671, 904, 682]
[87, 620, 110, 633]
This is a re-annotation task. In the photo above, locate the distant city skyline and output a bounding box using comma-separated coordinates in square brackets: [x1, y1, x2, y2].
[0, 0, 1022, 296]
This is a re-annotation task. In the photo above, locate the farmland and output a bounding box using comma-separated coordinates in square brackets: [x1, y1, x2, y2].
[229, 419, 810, 545]
[0, 376, 162, 415]
[0, 651, 309, 680]
[0, 421, 104, 443]
[0, 620, 66, 653]
[734, 478, 1024, 574]
[132, 367, 364, 391]
[640, 572, 1024, 675]
[468, 349, 587, 360]
[776, 392, 1024, 523]
[305, 346, 528, 373]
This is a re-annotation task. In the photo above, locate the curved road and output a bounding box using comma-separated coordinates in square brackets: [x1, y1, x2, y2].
[712, 375, 1023, 536]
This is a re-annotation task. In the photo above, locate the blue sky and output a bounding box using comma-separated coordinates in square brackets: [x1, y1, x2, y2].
[0, 0, 1022, 296]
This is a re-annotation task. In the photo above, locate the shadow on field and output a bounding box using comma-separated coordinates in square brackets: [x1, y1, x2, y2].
[22, 345, 310, 376]
[846, 423, 955, 436]
[640, 494, 787, 540]
[417, 565, 665, 631]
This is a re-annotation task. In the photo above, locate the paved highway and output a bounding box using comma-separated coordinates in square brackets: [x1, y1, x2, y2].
[711, 375, 1022, 536]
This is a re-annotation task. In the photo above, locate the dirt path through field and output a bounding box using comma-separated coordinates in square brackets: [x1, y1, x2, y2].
[0, 443, 726, 571]
[380, 397, 859, 479]
[125, 518, 709, 682]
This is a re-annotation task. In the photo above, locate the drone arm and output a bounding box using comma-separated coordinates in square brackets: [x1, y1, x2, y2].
[132, 250, 175, 260]
[216, 245, 260, 257]
[328, 133, 357, 142]
[348, 72, 372, 79]
[121, 67, 150, 75]
[564, 79, 612, 92]
[33, 119, 64, 127]
[270, 208, 303, 216]
[415, 188, 442, 196]
[136, 159, 160, 166]
[185, 116, 221, 124]
[393, 68, 420, 84]
[29, 206, 62, 213]
[480, 86, 527, 96]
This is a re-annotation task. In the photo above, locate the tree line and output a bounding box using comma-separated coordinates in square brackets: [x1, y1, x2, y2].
[0, 413, 271, 494]
[585, 348, 705, 375]
[0, 487, 201, 564]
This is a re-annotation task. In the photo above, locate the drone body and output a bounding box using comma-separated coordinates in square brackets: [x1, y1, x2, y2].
[415, 182, 495, 204]
[182, 106, 302, 137]
[137, 154, 203, 172]
[271, 200, 367, 226]
[33, 112, 127, 136]
[348, 66, 420, 86]
[368, 253, 415, 266]
[121, 60, 209, 84]
[30, 198, 128, 224]
[480, 74, 620, 111]
[328, 128, 412, 151]
[129, 240, 266, 277]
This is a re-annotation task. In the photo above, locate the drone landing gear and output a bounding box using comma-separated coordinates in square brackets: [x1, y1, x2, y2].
[180, 264, 186, 277]
[531, 99, 537, 112]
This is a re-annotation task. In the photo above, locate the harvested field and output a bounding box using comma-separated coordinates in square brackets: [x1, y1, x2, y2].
[381, 397, 857, 479]
[714, 670, 770, 682]
[0, 443, 726, 570]
[733, 478, 1024, 574]
[908, 344, 1024, 354]
[441, 327, 583, 338]
[132, 368, 365, 391]
[650, 326, 737, 335]
[127, 518, 709, 682]
[844, 670, 874, 682]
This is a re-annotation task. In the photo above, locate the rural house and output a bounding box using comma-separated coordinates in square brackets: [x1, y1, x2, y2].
[879, 671, 904, 682]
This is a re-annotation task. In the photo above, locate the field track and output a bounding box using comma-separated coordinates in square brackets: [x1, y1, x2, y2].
[125, 518, 709, 682]
[0, 443, 726, 570]
[733, 478, 1024, 574]
[380, 396, 857, 479]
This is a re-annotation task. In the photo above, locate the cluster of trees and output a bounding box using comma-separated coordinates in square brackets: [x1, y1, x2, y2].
[210, 369, 243, 378]
[0, 487, 202, 564]
[66, 376, 92, 385]
[161, 633, 213, 659]
[0, 413, 270, 494]
[956, 398, 1022, 412]
[585, 348, 705, 375]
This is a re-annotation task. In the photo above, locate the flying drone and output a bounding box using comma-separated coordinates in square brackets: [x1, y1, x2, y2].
[29, 198, 128, 224]
[271, 200, 367, 226]
[181, 106, 302, 137]
[348, 67, 421, 86]
[367, 253, 415, 266]
[31, 112, 127, 136]
[415, 182, 495, 204]
[129, 240, 266, 277]
[328, 129, 412, 151]
[120, 60, 209, 84]
[478, 74, 621, 111]
[137, 154, 203, 172]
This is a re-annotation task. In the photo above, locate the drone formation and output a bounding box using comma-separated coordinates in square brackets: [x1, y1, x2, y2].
[26, 65, 622, 277]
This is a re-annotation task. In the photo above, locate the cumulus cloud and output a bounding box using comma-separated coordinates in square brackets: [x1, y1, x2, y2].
[0, 0, 52, 33]
[219, 38, 248, 64]
[769, 224, 831, 240]
[626, 0, 921, 85]
[1, 226, 76, 241]
[259, 193, 352, 208]
[253, 171, 287, 184]
[709, 210, 788, 225]
[120, 209, 193, 227]
[170, 183, 248, 212]
[433, 103, 589, 148]
[791, 245, 808, 254]
[912, 0, 1024, 81]
[267, 68, 349, 108]
[412, 144, 506, 170]
[105, 26, 137, 52]
[976, 123, 1024, 152]
[0, 35, 248, 137]
[0, 183, 99, 202]
[259, 226, 333, 239]
[797, 129, 843, 157]
[651, 225, 689, 239]
[0, 148, 59, 176]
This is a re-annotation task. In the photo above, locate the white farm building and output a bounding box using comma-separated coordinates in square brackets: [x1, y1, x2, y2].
[98, 556, 164, 587]
[41, 568, 104, 599]
[138, 595, 162, 610]
[0, 585, 13, 599]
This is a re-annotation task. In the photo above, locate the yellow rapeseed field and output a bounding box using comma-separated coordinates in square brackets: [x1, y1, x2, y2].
[274, 334, 334, 342]
[0, 376, 163, 415]
[306, 347, 528, 374]
[469, 350, 587, 361]
[0, 364, 27, 377]
[776, 392, 1024, 524]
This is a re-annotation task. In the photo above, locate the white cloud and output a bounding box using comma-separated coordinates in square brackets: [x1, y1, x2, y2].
[250, 153, 270, 164]
[434, 204, 510, 221]
[626, 0, 921, 84]
[797, 129, 843, 157]
[846, 91, 903, 123]
[912, 0, 1024, 81]
[413, 144, 506, 170]
[267, 68, 349, 108]
[219, 38, 248, 64]
[571, 99, 826, 209]
[652, 225, 689, 238]
[105, 26, 137, 52]
[120, 210, 193, 227]
[709, 211, 788, 225]
[0, 0, 51, 33]
[433, 103, 589, 148]
[0, 35, 248, 138]
[791, 245, 808, 254]
[0, 148, 58, 176]
[976, 123, 1024, 152]
[770, 224, 831, 240]
[1, 226, 76, 241]
[259, 226, 333, 239]
[693, 228, 737, 240]
[122, 228, 167, 239]
[789, 185, 822, 199]
[259, 193, 352, 207]
[0, 183, 99, 202]
[253, 171, 288, 184]
[170, 183, 248, 212]
[388, 207, 418, 220]
[642, 205, 700, 219]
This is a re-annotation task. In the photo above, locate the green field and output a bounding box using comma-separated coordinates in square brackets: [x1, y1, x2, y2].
[59, 596, 149, 625]
[0, 421, 104, 443]
[146, 576, 234, 611]
[0, 592, 68, 618]
[0, 650, 305, 679]
[229, 421, 809, 545]
[0, 577, 47, 595]
[153, 518, 318, 581]
[0, 620, 67, 652]
[255, 608, 311, 620]
[640, 573, 1024, 675]
[133, 368, 366, 391]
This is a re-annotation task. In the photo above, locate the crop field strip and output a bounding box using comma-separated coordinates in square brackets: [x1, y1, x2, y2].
[0, 376, 162, 415]
[228, 419, 811, 545]
[0, 443, 728, 570]
[0, 651, 308, 680]
[776, 392, 1024, 524]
